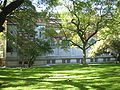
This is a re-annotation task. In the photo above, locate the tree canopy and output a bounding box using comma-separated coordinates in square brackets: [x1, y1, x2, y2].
[0, 0, 60, 32]
[0, 0, 54, 67]
[0, 0, 24, 32]
[44, 0, 118, 65]
[88, 1, 120, 62]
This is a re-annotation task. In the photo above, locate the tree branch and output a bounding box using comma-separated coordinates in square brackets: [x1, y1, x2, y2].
[86, 38, 106, 50]
[3, 0, 7, 8]
[71, 19, 77, 26]
[68, 40, 83, 50]
[0, 0, 24, 32]
[62, 28, 83, 50]
[86, 14, 106, 42]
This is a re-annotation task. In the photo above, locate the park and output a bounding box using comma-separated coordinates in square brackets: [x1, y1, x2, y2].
[0, 0, 120, 89]
[0, 64, 120, 89]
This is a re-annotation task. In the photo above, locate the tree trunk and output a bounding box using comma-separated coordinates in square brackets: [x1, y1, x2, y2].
[28, 56, 35, 67]
[117, 53, 120, 63]
[28, 61, 31, 68]
[82, 47, 88, 66]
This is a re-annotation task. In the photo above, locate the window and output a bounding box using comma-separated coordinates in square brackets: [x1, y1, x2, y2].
[67, 59, 70, 63]
[81, 58, 83, 64]
[19, 61, 22, 65]
[103, 58, 106, 62]
[107, 58, 110, 62]
[95, 58, 98, 62]
[90, 58, 93, 62]
[76, 59, 80, 63]
[24, 61, 28, 64]
[52, 60, 56, 64]
[47, 60, 51, 64]
[62, 60, 65, 63]
[7, 43, 13, 52]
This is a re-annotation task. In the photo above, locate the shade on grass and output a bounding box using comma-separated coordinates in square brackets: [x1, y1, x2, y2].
[0, 64, 120, 90]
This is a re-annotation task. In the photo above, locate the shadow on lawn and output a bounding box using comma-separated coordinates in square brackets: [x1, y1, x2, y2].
[0, 76, 50, 88]
[0, 68, 52, 88]
[0, 64, 120, 89]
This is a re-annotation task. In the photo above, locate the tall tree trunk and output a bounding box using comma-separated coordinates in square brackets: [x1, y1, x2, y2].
[82, 46, 88, 66]
[28, 55, 35, 67]
[117, 53, 120, 63]
[28, 61, 31, 68]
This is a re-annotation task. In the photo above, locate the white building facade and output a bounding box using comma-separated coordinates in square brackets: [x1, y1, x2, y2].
[3, 21, 116, 67]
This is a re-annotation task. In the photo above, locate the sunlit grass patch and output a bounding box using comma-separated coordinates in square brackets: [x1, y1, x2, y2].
[49, 76, 82, 79]
[54, 70, 95, 73]
[0, 63, 120, 89]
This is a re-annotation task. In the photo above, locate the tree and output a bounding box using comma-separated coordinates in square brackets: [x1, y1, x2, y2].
[89, 1, 120, 63]
[17, 30, 53, 67]
[0, 0, 60, 32]
[5, 0, 53, 67]
[89, 38, 120, 63]
[0, 32, 4, 57]
[0, 0, 24, 32]
[45, 0, 116, 66]
[6, 0, 39, 56]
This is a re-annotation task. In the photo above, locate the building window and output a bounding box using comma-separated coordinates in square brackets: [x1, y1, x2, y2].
[52, 60, 56, 64]
[62, 60, 65, 63]
[95, 58, 98, 62]
[19, 61, 22, 65]
[81, 58, 83, 64]
[24, 61, 28, 64]
[76, 59, 80, 63]
[103, 58, 106, 62]
[47, 60, 51, 64]
[7, 43, 13, 52]
[107, 58, 110, 62]
[90, 58, 93, 62]
[67, 59, 70, 63]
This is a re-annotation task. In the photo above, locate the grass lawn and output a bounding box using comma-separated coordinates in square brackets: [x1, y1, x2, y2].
[0, 63, 120, 90]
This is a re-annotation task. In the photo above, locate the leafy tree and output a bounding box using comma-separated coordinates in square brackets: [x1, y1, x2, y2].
[17, 30, 53, 67]
[0, 0, 60, 32]
[4, 0, 53, 67]
[6, 0, 39, 55]
[89, 38, 120, 63]
[0, 0, 24, 32]
[0, 33, 4, 57]
[89, 2, 120, 63]
[45, 0, 117, 66]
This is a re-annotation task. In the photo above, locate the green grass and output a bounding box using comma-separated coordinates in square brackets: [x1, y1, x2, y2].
[0, 63, 120, 90]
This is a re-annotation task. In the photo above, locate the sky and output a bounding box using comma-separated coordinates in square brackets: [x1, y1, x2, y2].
[32, 0, 69, 13]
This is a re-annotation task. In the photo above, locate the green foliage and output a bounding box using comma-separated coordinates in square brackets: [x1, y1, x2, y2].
[98, 27, 119, 39]
[89, 38, 120, 57]
[5, 0, 54, 67]
[7, 0, 39, 29]
[46, 0, 118, 65]
[89, 11, 120, 57]
[0, 33, 4, 57]
[58, 0, 116, 47]
[42, 0, 118, 65]
[16, 30, 53, 67]
[88, 39, 109, 57]
[0, 22, 6, 58]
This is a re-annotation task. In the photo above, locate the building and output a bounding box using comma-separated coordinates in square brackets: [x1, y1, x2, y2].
[0, 19, 116, 67]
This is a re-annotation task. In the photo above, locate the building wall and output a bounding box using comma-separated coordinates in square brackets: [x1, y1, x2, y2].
[5, 22, 116, 67]
[5, 56, 116, 67]
[6, 51, 116, 67]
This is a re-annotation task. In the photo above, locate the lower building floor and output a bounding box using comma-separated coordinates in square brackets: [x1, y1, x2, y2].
[0, 47, 116, 67]
[0, 56, 116, 67]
